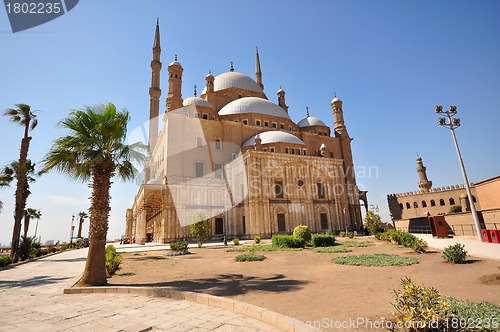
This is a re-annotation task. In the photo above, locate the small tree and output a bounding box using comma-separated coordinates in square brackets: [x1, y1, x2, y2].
[364, 210, 381, 235]
[189, 211, 211, 247]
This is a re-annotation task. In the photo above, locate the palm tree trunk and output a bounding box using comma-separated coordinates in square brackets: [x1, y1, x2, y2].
[78, 162, 113, 286]
[11, 134, 31, 262]
[23, 215, 30, 238]
[77, 217, 84, 239]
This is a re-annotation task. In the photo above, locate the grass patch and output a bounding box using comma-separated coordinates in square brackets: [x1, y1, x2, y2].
[443, 296, 500, 326]
[235, 254, 266, 262]
[227, 244, 302, 252]
[313, 246, 352, 253]
[340, 241, 375, 248]
[332, 254, 419, 267]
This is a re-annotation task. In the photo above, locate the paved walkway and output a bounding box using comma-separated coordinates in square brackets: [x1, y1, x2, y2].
[0, 248, 284, 332]
[416, 234, 500, 261]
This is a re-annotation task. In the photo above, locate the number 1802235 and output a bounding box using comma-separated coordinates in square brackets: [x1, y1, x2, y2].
[5, 2, 62, 14]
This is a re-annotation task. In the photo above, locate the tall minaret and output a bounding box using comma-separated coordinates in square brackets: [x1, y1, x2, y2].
[166, 55, 183, 112]
[277, 86, 288, 113]
[149, 18, 162, 154]
[416, 156, 433, 191]
[331, 93, 349, 138]
[255, 47, 264, 90]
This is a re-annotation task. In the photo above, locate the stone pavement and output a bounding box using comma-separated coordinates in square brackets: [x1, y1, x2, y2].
[0, 248, 296, 332]
[416, 234, 500, 261]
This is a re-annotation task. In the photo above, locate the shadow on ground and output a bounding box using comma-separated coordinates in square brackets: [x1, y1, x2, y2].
[110, 273, 309, 297]
[0, 275, 72, 288]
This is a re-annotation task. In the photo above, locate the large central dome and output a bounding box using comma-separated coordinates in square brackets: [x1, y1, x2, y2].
[202, 72, 263, 94]
[219, 97, 292, 120]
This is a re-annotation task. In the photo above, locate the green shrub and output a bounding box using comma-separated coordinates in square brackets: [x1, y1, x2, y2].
[18, 235, 41, 261]
[272, 235, 305, 248]
[293, 225, 312, 243]
[254, 235, 261, 244]
[105, 245, 122, 277]
[313, 246, 352, 253]
[235, 254, 266, 262]
[374, 232, 382, 240]
[411, 238, 429, 254]
[391, 277, 448, 327]
[347, 231, 354, 238]
[231, 238, 240, 245]
[332, 254, 419, 267]
[443, 243, 467, 264]
[339, 231, 346, 238]
[311, 234, 336, 247]
[170, 241, 189, 252]
[41, 248, 49, 256]
[0, 255, 13, 267]
[341, 241, 375, 248]
[443, 296, 500, 326]
[378, 229, 428, 253]
[449, 204, 463, 213]
[60, 243, 69, 251]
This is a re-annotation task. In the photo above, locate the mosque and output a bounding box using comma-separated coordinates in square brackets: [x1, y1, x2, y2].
[125, 21, 368, 244]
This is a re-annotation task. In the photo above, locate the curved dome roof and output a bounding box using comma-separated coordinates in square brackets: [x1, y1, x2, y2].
[297, 116, 327, 128]
[219, 97, 292, 120]
[169, 60, 182, 67]
[243, 131, 305, 147]
[201, 72, 263, 94]
[182, 97, 214, 109]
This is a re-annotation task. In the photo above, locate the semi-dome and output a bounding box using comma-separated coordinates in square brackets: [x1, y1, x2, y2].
[201, 72, 263, 94]
[182, 97, 214, 109]
[297, 116, 327, 128]
[219, 97, 292, 120]
[243, 131, 305, 147]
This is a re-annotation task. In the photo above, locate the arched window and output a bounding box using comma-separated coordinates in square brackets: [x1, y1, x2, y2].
[413, 201, 418, 208]
[214, 139, 222, 150]
[330, 152, 334, 158]
[472, 196, 477, 203]
[449, 198, 456, 205]
[399, 203, 404, 210]
[439, 199, 445, 206]
[422, 201, 427, 208]
[303, 149, 307, 155]
[430, 199, 436, 207]
[196, 137, 203, 148]
[285, 148, 289, 154]
[406, 202, 411, 209]
[242, 119, 248, 125]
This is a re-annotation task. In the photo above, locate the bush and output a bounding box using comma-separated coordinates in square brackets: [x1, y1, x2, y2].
[189, 211, 211, 248]
[347, 231, 354, 239]
[332, 254, 419, 267]
[449, 204, 463, 213]
[18, 235, 41, 261]
[391, 277, 448, 327]
[272, 235, 305, 248]
[293, 225, 312, 243]
[411, 238, 429, 254]
[235, 254, 266, 262]
[232, 238, 240, 245]
[378, 229, 428, 253]
[311, 234, 336, 247]
[170, 241, 189, 252]
[254, 235, 261, 244]
[0, 255, 13, 267]
[339, 231, 346, 238]
[443, 243, 467, 264]
[105, 245, 122, 277]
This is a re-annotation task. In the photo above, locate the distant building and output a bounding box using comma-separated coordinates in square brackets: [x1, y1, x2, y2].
[125, 21, 368, 244]
[387, 156, 500, 237]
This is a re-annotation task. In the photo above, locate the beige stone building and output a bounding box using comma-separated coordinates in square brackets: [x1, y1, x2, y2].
[125, 21, 368, 244]
[387, 156, 500, 237]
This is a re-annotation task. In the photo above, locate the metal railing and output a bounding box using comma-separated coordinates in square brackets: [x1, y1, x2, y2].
[398, 222, 499, 237]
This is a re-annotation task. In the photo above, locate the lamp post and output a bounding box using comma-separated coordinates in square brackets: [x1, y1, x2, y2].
[435, 105, 482, 242]
[70, 214, 75, 246]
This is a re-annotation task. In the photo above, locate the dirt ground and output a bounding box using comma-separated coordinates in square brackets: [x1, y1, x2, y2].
[109, 238, 500, 330]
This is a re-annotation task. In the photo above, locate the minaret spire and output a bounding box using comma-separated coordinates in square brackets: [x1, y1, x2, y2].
[147, 18, 162, 181]
[416, 156, 433, 191]
[255, 47, 264, 90]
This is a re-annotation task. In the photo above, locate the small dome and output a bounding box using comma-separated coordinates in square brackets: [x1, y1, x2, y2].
[146, 178, 162, 185]
[206, 72, 214, 79]
[243, 131, 305, 147]
[320, 143, 327, 149]
[201, 71, 263, 94]
[331, 97, 342, 104]
[219, 97, 291, 120]
[182, 97, 214, 109]
[169, 60, 182, 67]
[297, 116, 327, 128]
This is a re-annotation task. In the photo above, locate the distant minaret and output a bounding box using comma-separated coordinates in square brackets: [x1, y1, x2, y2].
[331, 92, 349, 138]
[277, 86, 288, 113]
[416, 156, 433, 191]
[149, 18, 162, 154]
[166, 54, 183, 112]
[255, 47, 264, 90]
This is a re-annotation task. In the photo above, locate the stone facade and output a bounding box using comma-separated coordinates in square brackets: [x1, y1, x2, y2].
[125, 22, 368, 244]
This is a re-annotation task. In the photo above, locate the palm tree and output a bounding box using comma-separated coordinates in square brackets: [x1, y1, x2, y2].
[76, 211, 88, 239]
[42, 103, 146, 286]
[23, 208, 41, 238]
[4, 104, 38, 261]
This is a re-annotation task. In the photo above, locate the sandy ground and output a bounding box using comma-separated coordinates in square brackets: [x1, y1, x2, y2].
[109, 237, 500, 330]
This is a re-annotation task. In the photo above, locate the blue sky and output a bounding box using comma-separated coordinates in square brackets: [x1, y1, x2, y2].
[1, 0, 499, 245]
